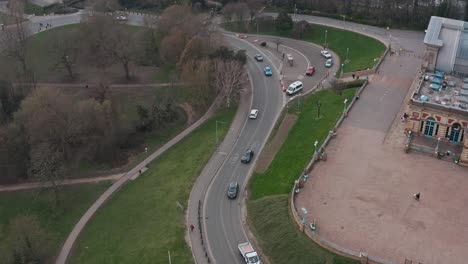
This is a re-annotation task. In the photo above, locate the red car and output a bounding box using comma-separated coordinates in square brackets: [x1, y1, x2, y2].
[238, 35, 248, 39]
[305, 66, 316, 76]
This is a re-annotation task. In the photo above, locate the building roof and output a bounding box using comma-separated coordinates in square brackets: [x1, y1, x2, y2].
[424, 16, 464, 47]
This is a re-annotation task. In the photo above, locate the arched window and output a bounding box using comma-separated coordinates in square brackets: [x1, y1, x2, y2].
[449, 123, 461, 142]
[424, 118, 435, 137]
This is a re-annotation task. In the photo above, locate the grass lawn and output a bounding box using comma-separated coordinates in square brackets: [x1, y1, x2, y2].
[223, 21, 385, 73]
[250, 89, 356, 200]
[249, 195, 359, 264]
[69, 108, 236, 264]
[247, 88, 359, 263]
[0, 182, 111, 259]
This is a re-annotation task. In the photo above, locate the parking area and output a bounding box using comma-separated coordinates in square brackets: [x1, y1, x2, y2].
[296, 52, 468, 264]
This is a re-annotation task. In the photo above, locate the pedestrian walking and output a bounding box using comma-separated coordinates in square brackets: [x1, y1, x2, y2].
[352, 74, 355, 79]
[138, 169, 142, 174]
[190, 224, 195, 232]
[145, 147, 148, 153]
[413, 193, 420, 201]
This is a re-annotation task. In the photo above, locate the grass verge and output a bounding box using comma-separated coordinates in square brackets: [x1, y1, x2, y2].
[69, 108, 236, 264]
[248, 88, 359, 264]
[249, 195, 358, 264]
[0, 182, 111, 260]
[250, 89, 356, 199]
[223, 21, 385, 73]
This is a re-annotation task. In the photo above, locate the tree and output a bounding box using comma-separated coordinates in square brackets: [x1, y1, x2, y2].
[0, 124, 29, 184]
[177, 35, 208, 68]
[2, 215, 54, 264]
[233, 2, 249, 22]
[212, 59, 245, 107]
[86, 0, 121, 13]
[160, 29, 186, 64]
[158, 5, 192, 36]
[105, 24, 139, 80]
[0, 80, 23, 123]
[221, 2, 236, 21]
[181, 59, 212, 108]
[80, 15, 116, 70]
[246, 0, 262, 21]
[293, 20, 312, 39]
[48, 30, 79, 80]
[275, 11, 293, 31]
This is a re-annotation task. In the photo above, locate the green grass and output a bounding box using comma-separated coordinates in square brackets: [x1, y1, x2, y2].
[249, 195, 359, 264]
[24, 2, 46, 15]
[223, 22, 385, 73]
[0, 182, 111, 257]
[250, 89, 356, 200]
[69, 108, 236, 264]
[247, 88, 360, 264]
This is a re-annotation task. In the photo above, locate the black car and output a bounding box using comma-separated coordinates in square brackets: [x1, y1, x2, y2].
[254, 54, 263, 62]
[227, 181, 239, 199]
[241, 149, 254, 164]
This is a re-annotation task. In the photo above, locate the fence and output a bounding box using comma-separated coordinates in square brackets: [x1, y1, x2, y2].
[289, 79, 395, 264]
[197, 200, 211, 263]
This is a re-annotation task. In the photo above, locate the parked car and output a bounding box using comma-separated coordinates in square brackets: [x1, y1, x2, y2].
[305, 66, 316, 76]
[325, 58, 333, 68]
[241, 149, 254, 164]
[320, 50, 332, 59]
[238, 35, 248, 39]
[254, 54, 263, 62]
[264, 66, 273, 76]
[249, 109, 259, 119]
[286, 81, 303, 95]
[115, 15, 128, 21]
[227, 181, 239, 199]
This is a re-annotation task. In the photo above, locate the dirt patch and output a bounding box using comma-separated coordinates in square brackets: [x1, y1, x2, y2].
[179, 102, 196, 125]
[255, 113, 297, 173]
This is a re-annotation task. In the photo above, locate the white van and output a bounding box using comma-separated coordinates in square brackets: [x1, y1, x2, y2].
[286, 81, 303, 95]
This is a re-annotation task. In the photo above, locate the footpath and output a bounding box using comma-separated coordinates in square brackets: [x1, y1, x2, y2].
[55, 96, 222, 264]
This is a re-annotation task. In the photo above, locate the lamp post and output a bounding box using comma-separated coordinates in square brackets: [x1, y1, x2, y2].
[294, 4, 297, 20]
[324, 30, 328, 48]
[343, 98, 348, 114]
[435, 137, 441, 154]
[314, 140, 319, 157]
[341, 63, 344, 77]
[301, 207, 308, 233]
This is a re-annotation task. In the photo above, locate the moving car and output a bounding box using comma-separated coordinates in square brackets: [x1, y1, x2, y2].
[238, 35, 248, 39]
[254, 54, 263, 62]
[227, 181, 239, 199]
[238, 242, 261, 264]
[241, 149, 254, 164]
[320, 50, 332, 59]
[305, 66, 316, 76]
[264, 66, 273, 76]
[115, 15, 128, 21]
[249, 109, 259, 119]
[325, 58, 333, 68]
[286, 81, 303, 95]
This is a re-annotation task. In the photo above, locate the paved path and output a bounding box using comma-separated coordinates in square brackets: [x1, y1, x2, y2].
[0, 174, 123, 192]
[55, 96, 221, 264]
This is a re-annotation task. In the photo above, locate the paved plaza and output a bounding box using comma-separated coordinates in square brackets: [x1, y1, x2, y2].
[297, 44, 468, 264]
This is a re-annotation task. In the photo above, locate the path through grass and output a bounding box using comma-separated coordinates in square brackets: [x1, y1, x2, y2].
[69, 108, 236, 264]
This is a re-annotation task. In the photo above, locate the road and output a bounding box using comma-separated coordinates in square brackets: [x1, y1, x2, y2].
[202, 34, 284, 263]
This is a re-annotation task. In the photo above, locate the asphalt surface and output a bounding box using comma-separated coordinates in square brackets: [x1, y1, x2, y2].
[202, 34, 284, 264]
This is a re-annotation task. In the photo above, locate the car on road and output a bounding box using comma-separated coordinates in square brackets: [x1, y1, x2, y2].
[320, 50, 332, 59]
[238, 35, 248, 39]
[249, 109, 259, 119]
[254, 54, 263, 62]
[241, 149, 254, 164]
[264, 66, 273, 76]
[115, 15, 128, 21]
[325, 58, 333, 68]
[227, 181, 239, 199]
[305, 66, 316, 76]
[286, 81, 303, 95]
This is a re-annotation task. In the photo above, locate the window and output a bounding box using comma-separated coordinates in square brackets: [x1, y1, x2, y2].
[424, 118, 435, 137]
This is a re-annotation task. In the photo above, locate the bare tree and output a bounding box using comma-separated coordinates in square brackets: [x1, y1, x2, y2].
[246, 0, 263, 21]
[233, 2, 249, 22]
[212, 59, 245, 107]
[86, 0, 121, 13]
[48, 30, 79, 80]
[160, 29, 186, 64]
[221, 3, 236, 21]
[105, 24, 138, 80]
[80, 15, 115, 70]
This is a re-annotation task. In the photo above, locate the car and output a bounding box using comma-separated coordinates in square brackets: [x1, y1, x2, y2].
[241, 149, 254, 164]
[325, 58, 333, 68]
[264, 66, 273, 76]
[320, 50, 332, 59]
[115, 15, 128, 21]
[286, 81, 303, 95]
[227, 181, 239, 199]
[249, 109, 259, 119]
[238, 35, 248, 39]
[254, 54, 263, 62]
[305, 66, 316, 76]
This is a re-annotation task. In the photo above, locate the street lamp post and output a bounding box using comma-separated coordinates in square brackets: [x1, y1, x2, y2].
[341, 63, 344, 77]
[343, 98, 348, 114]
[324, 30, 328, 48]
[435, 137, 441, 154]
[314, 140, 319, 157]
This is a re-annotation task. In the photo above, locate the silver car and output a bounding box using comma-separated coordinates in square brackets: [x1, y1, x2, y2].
[325, 58, 333, 68]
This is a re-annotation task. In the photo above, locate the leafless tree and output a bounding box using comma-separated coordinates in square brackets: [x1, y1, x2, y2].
[105, 24, 138, 80]
[212, 59, 245, 107]
[246, 0, 263, 21]
[48, 30, 79, 80]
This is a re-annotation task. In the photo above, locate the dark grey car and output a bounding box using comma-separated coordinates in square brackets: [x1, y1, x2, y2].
[227, 182, 239, 199]
[241, 149, 254, 164]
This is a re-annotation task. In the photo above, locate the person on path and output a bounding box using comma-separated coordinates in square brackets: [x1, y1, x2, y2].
[190, 224, 194, 232]
[413, 193, 420, 201]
